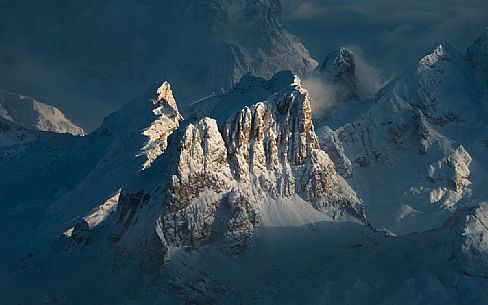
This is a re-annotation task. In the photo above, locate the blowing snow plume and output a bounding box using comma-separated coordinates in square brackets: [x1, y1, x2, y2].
[347, 46, 391, 99]
[302, 76, 342, 117]
[304, 47, 389, 117]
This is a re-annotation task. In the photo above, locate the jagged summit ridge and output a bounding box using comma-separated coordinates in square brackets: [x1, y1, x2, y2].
[221, 74, 359, 210]
[139, 82, 184, 169]
[188, 71, 309, 122]
[70, 72, 363, 272]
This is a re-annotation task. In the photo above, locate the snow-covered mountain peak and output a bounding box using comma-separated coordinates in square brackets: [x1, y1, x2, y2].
[176, 70, 361, 213]
[139, 81, 184, 169]
[318, 48, 355, 77]
[316, 32, 488, 234]
[326, 47, 355, 66]
[419, 44, 460, 68]
[154, 81, 179, 110]
[0, 89, 84, 136]
[61, 71, 365, 274]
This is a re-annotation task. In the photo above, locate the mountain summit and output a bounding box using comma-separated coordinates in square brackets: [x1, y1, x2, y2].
[316, 47, 359, 104]
[0, 89, 84, 136]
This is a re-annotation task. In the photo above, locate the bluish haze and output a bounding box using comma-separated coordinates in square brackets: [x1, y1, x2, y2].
[0, 0, 487, 130]
[281, 0, 488, 79]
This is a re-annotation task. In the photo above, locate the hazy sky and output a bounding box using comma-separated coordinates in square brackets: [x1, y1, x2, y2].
[1, 0, 487, 131]
[281, 0, 488, 80]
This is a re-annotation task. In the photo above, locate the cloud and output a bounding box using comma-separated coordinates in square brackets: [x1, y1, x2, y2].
[346, 46, 391, 99]
[302, 46, 389, 116]
[289, 2, 326, 19]
[302, 76, 340, 116]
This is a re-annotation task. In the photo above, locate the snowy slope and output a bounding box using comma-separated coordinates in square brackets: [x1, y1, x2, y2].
[0, 125, 102, 268]
[0, 89, 84, 135]
[0, 117, 46, 147]
[5, 202, 488, 305]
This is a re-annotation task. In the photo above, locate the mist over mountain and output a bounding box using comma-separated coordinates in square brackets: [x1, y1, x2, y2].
[281, 0, 488, 79]
[0, 0, 315, 131]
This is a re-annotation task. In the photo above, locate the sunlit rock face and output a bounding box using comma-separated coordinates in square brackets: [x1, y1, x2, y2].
[138, 82, 183, 169]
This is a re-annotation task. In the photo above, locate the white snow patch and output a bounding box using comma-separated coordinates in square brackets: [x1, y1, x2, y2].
[64, 189, 121, 237]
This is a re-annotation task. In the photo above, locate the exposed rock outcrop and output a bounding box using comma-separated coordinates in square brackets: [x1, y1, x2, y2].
[138, 82, 183, 169]
[87, 73, 363, 271]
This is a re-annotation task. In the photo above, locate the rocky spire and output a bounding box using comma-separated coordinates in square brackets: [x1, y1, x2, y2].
[139, 82, 184, 169]
[316, 47, 359, 103]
